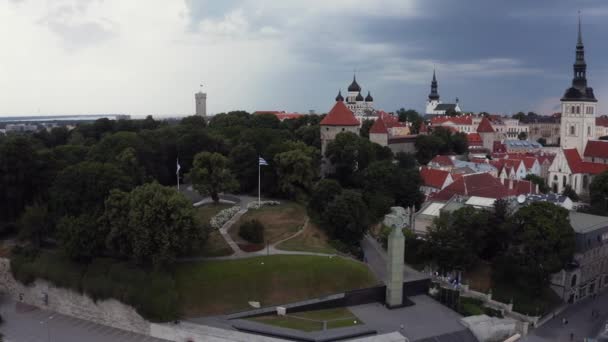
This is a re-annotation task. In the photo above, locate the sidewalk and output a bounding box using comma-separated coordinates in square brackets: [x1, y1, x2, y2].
[0, 299, 167, 342]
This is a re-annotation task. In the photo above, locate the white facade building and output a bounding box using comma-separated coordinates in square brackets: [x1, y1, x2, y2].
[195, 91, 207, 117]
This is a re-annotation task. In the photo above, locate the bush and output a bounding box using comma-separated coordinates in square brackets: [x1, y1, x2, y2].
[329, 240, 363, 259]
[459, 297, 484, 316]
[239, 220, 265, 244]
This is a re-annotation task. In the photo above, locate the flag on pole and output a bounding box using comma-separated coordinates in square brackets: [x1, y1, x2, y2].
[259, 157, 268, 166]
[176, 158, 181, 175]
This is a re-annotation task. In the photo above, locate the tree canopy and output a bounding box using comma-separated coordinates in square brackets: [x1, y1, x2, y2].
[188, 152, 239, 203]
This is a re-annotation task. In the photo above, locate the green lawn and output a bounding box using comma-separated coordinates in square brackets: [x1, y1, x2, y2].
[276, 222, 338, 255]
[175, 255, 378, 317]
[231, 203, 306, 245]
[192, 204, 234, 257]
[248, 308, 362, 332]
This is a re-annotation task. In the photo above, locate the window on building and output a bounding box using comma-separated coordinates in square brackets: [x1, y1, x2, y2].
[571, 274, 578, 287]
[588, 126, 591, 136]
[570, 126, 576, 135]
[584, 175, 589, 189]
[563, 175, 567, 187]
[587, 106, 594, 115]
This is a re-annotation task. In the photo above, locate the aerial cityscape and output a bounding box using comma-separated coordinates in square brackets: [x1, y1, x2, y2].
[2, 1, 608, 342]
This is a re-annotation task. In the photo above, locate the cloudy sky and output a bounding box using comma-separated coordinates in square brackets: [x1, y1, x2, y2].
[1, 0, 607, 117]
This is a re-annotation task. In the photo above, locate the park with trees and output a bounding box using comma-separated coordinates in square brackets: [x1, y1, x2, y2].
[0, 111, 421, 321]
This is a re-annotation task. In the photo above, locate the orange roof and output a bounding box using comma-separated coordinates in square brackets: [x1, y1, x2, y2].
[467, 133, 483, 146]
[369, 117, 388, 134]
[596, 116, 608, 128]
[420, 167, 451, 189]
[430, 173, 509, 200]
[429, 155, 455, 167]
[477, 117, 495, 133]
[431, 116, 473, 125]
[584, 140, 608, 159]
[564, 148, 608, 175]
[320, 101, 359, 126]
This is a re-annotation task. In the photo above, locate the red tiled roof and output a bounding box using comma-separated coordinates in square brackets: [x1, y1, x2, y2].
[493, 141, 506, 153]
[430, 115, 473, 125]
[502, 179, 539, 196]
[477, 117, 495, 133]
[430, 173, 510, 200]
[470, 157, 487, 163]
[429, 155, 455, 167]
[320, 101, 360, 126]
[254, 111, 304, 121]
[522, 157, 538, 170]
[369, 117, 388, 134]
[467, 133, 483, 146]
[584, 140, 608, 159]
[596, 116, 608, 128]
[564, 148, 608, 175]
[420, 167, 451, 189]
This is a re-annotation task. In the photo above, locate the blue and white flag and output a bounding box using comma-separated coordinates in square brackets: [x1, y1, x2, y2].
[259, 157, 268, 166]
[176, 158, 181, 175]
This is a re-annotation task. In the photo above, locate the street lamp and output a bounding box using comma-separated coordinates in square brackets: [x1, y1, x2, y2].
[40, 315, 54, 342]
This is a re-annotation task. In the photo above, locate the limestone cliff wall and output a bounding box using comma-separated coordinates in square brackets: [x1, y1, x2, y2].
[0, 258, 150, 335]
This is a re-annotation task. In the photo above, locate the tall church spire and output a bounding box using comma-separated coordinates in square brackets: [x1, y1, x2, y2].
[428, 69, 440, 101]
[568, 12, 593, 97]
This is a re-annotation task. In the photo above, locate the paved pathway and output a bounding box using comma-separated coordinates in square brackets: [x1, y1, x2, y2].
[522, 290, 608, 342]
[0, 299, 167, 342]
[349, 295, 476, 342]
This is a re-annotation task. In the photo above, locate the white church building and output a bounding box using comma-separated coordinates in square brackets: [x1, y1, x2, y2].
[548, 16, 608, 196]
[425, 70, 462, 116]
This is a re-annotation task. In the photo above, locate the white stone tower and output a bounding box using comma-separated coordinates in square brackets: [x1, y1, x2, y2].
[560, 14, 598, 154]
[425, 70, 441, 115]
[195, 91, 207, 117]
[386, 225, 405, 308]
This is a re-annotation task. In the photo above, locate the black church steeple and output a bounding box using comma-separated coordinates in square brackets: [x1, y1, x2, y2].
[562, 13, 597, 102]
[428, 69, 440, 101]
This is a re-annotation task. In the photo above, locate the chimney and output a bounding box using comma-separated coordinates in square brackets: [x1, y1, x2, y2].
[536, 184, 539, 194]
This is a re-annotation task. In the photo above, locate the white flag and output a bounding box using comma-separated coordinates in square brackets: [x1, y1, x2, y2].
[259, 157, 268, 166]
[176, 158, 181, 175]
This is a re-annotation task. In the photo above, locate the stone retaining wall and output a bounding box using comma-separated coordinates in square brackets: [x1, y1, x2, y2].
[0, 258, 150, 335]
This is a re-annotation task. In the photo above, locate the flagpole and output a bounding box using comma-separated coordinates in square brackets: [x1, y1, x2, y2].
[258, 157, 261, 207]
[176, 158, 180, 192]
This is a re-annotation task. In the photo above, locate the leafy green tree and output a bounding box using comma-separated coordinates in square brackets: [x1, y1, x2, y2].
[180, 115, 207, 128]
[274, 149, 316, 199]
[426, 207, 490, 272]
[498, 202, 575, 292]
[562, 185, 579, 201]
[0, 136, 50, 223]
[512, 112, 526, 121]
[87, 131, 144, 163]
[451, 132, 469, 154]
[518, 132, 528, 140]
[117, 147, 146, 185]
[295, 125, 321, 149]
[50, 161, 132, 218]
[102, 183, 205, 267]
[395, 152, 417, 169]
[537, 137, 547, 146]
[415, 135, 444, 165]
[325, 132, 377, 184]
[396, 109, 422, 133]
[251, 113, 280, 129]
[17, 204, 50, 247]
[58, 214, 105, 262]
[229, 143, 259, 193]
[590, 171, 608, 215]
[189, 152, 239, 203]
[325, 132, 361, 181]
[360, 120, 375, 138]
[308, 179, 342, 222]
[321, 190, 370, 246]
[524, 174, 549, 194]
